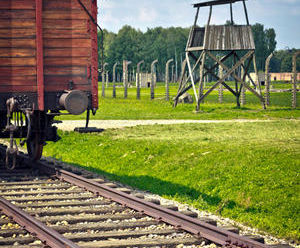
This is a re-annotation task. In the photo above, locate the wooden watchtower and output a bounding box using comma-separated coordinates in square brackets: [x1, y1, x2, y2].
[174, 0, 265, 110]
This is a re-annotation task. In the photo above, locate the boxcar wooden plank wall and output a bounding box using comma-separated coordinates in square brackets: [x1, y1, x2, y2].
[0, 0, 37, 93]
[43, 0, 93, 92]
[0, 0, 98, 110]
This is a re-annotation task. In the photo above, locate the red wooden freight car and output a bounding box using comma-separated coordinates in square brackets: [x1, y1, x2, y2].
[0, 0, 99, 167]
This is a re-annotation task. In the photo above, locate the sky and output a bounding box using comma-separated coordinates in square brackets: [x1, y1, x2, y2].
[97, 0, 300, 50]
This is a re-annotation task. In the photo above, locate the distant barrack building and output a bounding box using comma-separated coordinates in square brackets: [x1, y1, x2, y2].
[246, 72, 300, 84]
[136, 73, 157, 88]
[270, 73, 300, 82]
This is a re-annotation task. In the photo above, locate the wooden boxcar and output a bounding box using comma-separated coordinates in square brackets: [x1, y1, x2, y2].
[0, 0, 99, 166]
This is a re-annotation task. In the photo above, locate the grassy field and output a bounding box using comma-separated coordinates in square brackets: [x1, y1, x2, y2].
[59, 84, 300, 120]
[49, 83, 300, 240]
[43, 120, 300, 241]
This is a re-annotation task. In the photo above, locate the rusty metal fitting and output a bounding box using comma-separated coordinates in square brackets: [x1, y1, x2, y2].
[6, 98, 17, 114]
[59, 90, 88, 115]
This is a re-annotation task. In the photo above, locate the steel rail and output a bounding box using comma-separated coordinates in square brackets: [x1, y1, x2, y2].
[0, 196, 80, 248]
[0, 146, 269, 248]
[38, 162, 268, 248]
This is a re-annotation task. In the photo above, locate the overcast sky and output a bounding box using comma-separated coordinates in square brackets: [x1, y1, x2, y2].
[97, 0, 300, 50]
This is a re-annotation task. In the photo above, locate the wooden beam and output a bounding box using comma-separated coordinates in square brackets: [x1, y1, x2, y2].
[203, 65, 237, 96]
[36, 0, 44, 111]
[194, 7, 200, 26]
[230, 3, 233, 24]
[242, 0, 250, 25]
[234, 52, 256, 88]
[193, 0, 244, 8]
[206, 51, 265, 105]
[198, 51, 254, 104]
[186, 52, 199, 102]
[207, 6, 212, 26]
[197, 51, 206, 109]
[175, 51, 235, 102]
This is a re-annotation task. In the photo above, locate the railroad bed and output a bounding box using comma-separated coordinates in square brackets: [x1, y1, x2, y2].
[0, 144, 291, 248]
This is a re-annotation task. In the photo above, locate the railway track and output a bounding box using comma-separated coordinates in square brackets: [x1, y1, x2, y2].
[0, 144, 290, 248]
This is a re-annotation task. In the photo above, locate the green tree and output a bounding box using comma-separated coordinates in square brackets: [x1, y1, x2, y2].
[252, 23, 277, 71]
[265, 28, 277, 55]
[106, 25, 143, 74]
[271, 49, 300, 73]
[99, 24, 279, 78]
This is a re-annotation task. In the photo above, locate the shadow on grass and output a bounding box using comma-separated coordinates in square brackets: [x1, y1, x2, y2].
[266, 107, 298, 112]
[68, 161, 240, 212]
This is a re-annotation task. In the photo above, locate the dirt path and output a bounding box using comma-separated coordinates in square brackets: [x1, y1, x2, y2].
[55, 119, 271, 131]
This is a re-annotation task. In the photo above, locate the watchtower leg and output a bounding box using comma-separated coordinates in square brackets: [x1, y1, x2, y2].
[196, 52, 206, 111]
[234, 53, 241, 108]
[240, 62, 246, 106]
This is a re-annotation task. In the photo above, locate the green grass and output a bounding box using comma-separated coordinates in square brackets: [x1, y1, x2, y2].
[59, 85, 300, 120]
[44, 120, 300, 241]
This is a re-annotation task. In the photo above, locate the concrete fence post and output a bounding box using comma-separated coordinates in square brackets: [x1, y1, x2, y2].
[102, 63, 108, 98]
[151, 60, 158, 100]
[265, 53, 273, 106]
[132, 69, 135, 82]
[136, 60, 144, 100]
[112, 62, 119, 98]
[171, 65, 175, 83]
[218, 65, 223, 103]
[123, 60, 131, 99]
[240, 63, 246, 106]
[106, 71, 109, 87]
[292, 51, 300, 108]
[165, 59, 174, 101]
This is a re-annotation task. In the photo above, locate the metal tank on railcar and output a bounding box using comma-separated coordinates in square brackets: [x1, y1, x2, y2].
[0, 0, 99, 169]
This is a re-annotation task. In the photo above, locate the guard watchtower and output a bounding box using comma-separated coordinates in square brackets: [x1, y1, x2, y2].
[174, 0, 265, 110]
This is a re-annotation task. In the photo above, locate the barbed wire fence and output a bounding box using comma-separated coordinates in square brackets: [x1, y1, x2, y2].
[99, 54, 299, 108]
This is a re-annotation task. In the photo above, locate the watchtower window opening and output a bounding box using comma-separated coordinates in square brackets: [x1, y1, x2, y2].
[187, 27, 205, 49]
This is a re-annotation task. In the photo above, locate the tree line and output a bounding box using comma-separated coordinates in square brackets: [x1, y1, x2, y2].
[98, 23, 299, 80]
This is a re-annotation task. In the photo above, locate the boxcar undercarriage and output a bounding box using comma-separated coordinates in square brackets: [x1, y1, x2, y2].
[0, 89, 94, 169]
[0, 0, 99, 169]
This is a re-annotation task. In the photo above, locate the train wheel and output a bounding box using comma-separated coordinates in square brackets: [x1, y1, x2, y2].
[26, 112, 45, 161]
[27, 133, 43, 161]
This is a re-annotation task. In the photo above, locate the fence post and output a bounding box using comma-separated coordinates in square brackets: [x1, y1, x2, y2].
[123, 60, 131, 99]
[165, 59, 174, 101]
[102, 63, 108, 98]
[106, 71, 109, 87]
[113, 62, 118, 98]
[292, 51, 300, 108]
[136, 60, 144, 100]
[151, 60, 158, 100]
[171, 65, 175, 83]
[265, 53, 273, 106]
[240, 63, 246, 106]
[218, 65, 223, 103]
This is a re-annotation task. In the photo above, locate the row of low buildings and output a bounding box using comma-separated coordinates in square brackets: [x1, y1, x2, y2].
[247, 72, 300, 84]
[127, 72, 299, 88]
[269, 73, 300, 82]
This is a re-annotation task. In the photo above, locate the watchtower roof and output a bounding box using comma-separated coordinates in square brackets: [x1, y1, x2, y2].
[193, 0, 245, 8]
